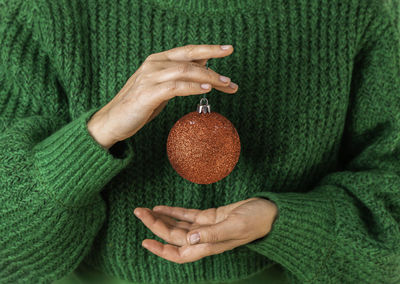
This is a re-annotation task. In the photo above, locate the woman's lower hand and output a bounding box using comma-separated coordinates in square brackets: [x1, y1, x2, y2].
[87, 44, 238, 149]
[133, 197, 278, 264]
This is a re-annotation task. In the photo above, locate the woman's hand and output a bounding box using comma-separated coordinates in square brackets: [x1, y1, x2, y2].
[87, 44, 238, 149]
[133, 197, 278, 264]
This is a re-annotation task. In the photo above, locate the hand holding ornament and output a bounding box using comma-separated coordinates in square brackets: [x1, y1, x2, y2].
[87, 44, 238, 149]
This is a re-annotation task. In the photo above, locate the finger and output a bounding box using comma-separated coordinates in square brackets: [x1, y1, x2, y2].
[153, 206, 226, 226]
[152, 211, 192, 230]
[150, 63, 232, 89]
[141, 238, 244, 264]
[153, 205, 202, 223]
[140, 60, 208, 71]
[147, 44, 233, 62]
[213, 81, 239, 93]
[147, 80, 213, 102]
[186, 216, 248, 245]
[146, 61, 238, 94]
[134, 208, 187, 246]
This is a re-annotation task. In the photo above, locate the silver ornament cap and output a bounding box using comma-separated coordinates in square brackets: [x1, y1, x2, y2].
[197, 97, 211, 113]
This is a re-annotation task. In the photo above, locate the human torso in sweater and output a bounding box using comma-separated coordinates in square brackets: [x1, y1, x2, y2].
[35, 0, 360, 282]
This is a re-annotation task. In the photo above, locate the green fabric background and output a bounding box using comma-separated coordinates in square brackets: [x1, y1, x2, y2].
[55, 262, 289, 284]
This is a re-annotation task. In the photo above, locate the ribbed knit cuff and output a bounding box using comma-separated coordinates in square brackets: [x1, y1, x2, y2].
[245, 188, 337, 282]
[32, 107, 134, 208]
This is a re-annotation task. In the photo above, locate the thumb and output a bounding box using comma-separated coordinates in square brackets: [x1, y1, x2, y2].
[186, 217, 244, 245]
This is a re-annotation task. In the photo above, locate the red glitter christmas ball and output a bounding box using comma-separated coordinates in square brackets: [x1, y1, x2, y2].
[166, 101, 241, 185]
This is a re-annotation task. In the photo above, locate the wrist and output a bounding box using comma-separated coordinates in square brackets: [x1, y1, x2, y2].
[254, 197, 279, 236]
[87, 111, 119, 150]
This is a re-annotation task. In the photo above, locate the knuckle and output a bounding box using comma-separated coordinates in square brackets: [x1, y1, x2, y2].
[145, 54, 154, 61]
[194, 211, 207, 224]
[183, 210, 189, 220]
[166, 80, 178, 92]
[207, 232, 219, 243]
[135, 73, 145, 83]
[184, 44, 196, 58]
[140, 61, 151, 71]
[188, 81, 196, 90]
[134, 78, 146, 91]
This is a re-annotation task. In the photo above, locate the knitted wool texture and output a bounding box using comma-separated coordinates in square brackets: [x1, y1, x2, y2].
[1, 0, 400, 283]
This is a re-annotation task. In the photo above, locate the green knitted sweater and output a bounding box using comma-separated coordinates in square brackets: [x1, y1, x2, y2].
[1, 0, 400, 283]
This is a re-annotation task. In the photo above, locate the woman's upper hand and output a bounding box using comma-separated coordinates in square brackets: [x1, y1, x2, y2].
[87, 44, 239, 149]
[133, 197, 278, 264]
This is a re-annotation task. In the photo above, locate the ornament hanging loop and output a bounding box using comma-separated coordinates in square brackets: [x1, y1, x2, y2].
[197, 97, 211, 113]
[198, 60, 211, 113]
[202, 61, 209, 100]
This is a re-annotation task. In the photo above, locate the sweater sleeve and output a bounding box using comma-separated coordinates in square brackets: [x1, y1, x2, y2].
[0, 3, 133, 283]
[245, 3, 400, 284]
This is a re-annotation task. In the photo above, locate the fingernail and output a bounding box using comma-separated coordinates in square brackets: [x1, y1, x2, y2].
[134, 209, 141, 217]
[189, 233, 200, 244]
[201, 83, 211, 89]
[220, 45, 232, 50]
[229, 82, 238, 89]
[219, 75, 230, 83]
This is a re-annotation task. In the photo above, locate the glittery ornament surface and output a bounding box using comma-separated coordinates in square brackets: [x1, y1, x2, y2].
[166, 111, 241, 184]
